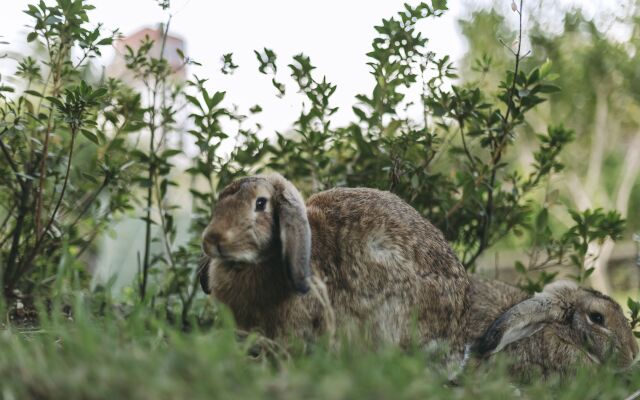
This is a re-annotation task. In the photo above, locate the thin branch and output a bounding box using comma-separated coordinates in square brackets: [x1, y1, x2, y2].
[0, 201, 17, 233]
[0, 138, 26, 191]
[153, 174, 179, 273]
[140, 16, 172, 300]
[3, 180, 31, 293]
[463, 0, 525, 268]
[66, 177, 109, 229]
[0, 225, 17, 250]
[14, 128, 79, 283]
[39, 129, 78, 245]
[498, 37, 517, 57]
[35, 44, 66, 237]
[457, 116, 477, 170]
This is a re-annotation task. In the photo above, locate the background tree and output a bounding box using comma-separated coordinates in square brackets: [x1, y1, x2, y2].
[459, 3, 640, 293]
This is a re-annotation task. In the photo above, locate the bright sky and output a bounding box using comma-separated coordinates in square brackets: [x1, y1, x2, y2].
[0, 0, 627, 136]
[0, 1, 452, 135]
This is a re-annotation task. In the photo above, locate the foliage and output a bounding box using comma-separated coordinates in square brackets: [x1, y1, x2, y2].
[0, 0, 132, 298]
[457, 2, 640, 295]
[517, 207, 625, 293]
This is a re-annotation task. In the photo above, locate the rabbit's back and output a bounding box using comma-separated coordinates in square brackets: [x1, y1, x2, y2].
[306, 187, 470, 348]
[306, 187, 466, 279]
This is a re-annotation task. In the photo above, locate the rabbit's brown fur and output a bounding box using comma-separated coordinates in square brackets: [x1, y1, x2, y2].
[468, 276, 639, 379]
[202, 174, 470, 351]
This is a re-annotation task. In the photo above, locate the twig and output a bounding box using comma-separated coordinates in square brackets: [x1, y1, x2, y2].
[140, 16, 172, 300]
[0, 202, 17, 233]
[0, 138, 26, 191]
[66, 177, 109, 229]
[15, 128, 79, 283]
[35, 45, 66, 237]
[446, 3, 528, 222]
[38, 128, 78, 249]
[4, 180, 31, 293]
[457, 116, 477, 170]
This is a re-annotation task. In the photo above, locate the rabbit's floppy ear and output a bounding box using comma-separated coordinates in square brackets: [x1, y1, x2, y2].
[198, 256, 211, 294]
[266, 173, 311, 294]
[474, 280, 577, 357]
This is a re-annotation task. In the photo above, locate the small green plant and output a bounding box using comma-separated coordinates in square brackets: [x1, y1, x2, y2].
[517, 208, 625, 293]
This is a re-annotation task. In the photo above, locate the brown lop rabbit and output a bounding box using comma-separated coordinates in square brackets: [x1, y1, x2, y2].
[467, 276, 639, 378]
[200, 173, 469, 351]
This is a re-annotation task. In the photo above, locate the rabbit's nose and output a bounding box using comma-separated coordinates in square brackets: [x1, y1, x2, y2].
[204, 229, 224, 246]
[202, 228, 227, 258]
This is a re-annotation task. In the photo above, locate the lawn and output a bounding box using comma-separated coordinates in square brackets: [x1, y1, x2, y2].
[1, 296, 638, 400]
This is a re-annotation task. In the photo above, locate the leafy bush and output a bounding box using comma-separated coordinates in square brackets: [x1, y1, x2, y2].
[0, 0, 133, 299]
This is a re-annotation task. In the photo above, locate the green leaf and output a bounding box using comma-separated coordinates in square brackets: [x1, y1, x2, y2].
[81, 128, 100, 145]
[23, 89, 43, 97]
[90, 87, 108, 100]
[46, 96, 64, 108]
[27, 32, 38, 42]
[539, 58, 552, 78]
[185, 95, 202, 110]
[161, 149, 182, 158]
[527, 68, 540, 85]
[537, 84, 561, 94]
[431, 0, 447, 11]
[627, 298, 639, 314]
[81, 171, 99, 184]
[209, 91, 225, 108]
[535, 208, 549, 232]
[352, 106, 367, 121]
[130, 150, 149, 162]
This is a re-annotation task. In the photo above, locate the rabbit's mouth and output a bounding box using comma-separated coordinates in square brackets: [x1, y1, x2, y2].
[212, 254, 251, 270]
[213, 246, 262, 266]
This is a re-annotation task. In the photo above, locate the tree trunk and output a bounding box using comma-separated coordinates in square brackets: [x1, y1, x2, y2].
[585, 85, 609, 195]
[588, 239, 615, 294]
[587, 134, 640, 293]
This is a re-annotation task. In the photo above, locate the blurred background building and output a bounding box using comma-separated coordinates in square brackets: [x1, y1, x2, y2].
[107, 25, 187, 84]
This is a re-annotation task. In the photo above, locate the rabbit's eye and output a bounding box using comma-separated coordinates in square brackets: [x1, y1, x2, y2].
[588, 312, 605, 326]
[255, 197, 268, 211]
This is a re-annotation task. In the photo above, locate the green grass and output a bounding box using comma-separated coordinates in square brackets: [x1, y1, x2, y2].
[1, 296, 639, 400]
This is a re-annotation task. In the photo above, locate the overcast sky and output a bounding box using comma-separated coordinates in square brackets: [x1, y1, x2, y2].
[0, 0, 628, 136]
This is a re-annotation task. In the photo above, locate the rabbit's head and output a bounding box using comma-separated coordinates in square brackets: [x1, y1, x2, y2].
[474, 280, 639, 368]
[201, 173, 311, 294]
